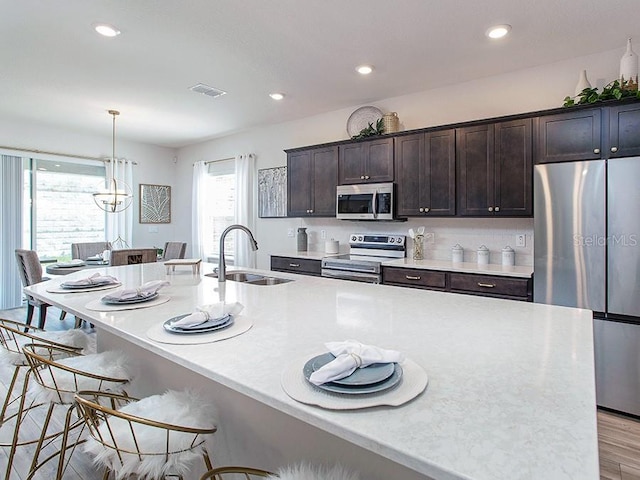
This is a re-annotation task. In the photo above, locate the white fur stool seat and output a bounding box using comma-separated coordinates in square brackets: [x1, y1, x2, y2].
[200, 463, 360, 480]
[9, 344, 135, 480]
[77, 389, 218, 480]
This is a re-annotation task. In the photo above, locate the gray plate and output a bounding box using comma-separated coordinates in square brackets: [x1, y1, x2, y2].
[310, 352, 395, 386]
[101, 292, 159, 305]
[163, 314, 233, 334]
[303, 353, 402, 395]
[60, 280, 115, 289]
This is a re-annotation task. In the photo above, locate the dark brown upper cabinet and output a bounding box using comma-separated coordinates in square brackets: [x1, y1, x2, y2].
[457, 118, 532, 217]
[287, 146, 338, 217]
[608, 103, 640, 158]
[338, 137, 394, 184]
[395, 130, 456, 216]
[535, 108, 602, 163]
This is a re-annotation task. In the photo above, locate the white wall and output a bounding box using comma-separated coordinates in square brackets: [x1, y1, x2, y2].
[0, 117, 180, 249]
[177, 46, 623, 269]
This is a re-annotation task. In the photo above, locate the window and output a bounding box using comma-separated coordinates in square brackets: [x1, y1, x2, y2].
[23, 158, 106, 260]
[202, 159, 236, 261]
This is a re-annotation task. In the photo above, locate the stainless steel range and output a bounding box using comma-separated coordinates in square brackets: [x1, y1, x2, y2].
[321, 233, 406, 284]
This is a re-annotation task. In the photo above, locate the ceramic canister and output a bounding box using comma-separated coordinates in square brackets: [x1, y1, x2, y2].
[477, 245, 490, 265]
[325, 239, 339, 254]
[452, 244, 464, 263]
[502, 246, 515, 266]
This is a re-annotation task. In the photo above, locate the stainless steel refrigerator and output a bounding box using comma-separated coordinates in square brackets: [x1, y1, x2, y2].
[534, 157, 640, 417]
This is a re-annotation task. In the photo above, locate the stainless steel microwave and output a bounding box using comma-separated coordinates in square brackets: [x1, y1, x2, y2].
[336, 182, 395, 220]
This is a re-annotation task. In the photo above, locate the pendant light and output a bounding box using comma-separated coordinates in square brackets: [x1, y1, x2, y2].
[93, 110, 133, 213]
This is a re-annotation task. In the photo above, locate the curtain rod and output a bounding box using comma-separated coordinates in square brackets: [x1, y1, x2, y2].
[0, 145, 138, 165]
[204, 157, 234, 165]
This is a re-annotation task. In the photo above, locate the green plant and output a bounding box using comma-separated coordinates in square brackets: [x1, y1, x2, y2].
[351, 118, 385, 139]
[563, 79, 640, 107]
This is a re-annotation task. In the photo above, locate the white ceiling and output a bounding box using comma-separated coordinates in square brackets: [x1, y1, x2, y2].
[2, 0, 639, 148]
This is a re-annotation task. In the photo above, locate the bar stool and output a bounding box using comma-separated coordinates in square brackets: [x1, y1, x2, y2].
[75, 389, 217, 479]
[200, 466, 275, 480]
[6, 344, 134, 480]
[0, 318, 92, 425]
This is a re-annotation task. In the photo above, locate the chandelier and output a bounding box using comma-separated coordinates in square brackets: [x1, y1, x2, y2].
[93, 109, 133, 213]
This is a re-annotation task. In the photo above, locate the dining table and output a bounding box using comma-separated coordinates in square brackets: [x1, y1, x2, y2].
[23, 261, 599, 480]
[45, 258, 110, 275]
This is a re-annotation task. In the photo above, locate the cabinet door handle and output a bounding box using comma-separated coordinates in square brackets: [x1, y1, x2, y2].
[594, 148, 600, 154]
[424, 207, 430, 213]
[488, 206, 494, 212]
[289, 263, 300, 268]
[419, 207, 424, 212]
[360, 175, 365, 180]
[309, 209, 313, 214]
[477, 282, 496, 288]
[365, 175, 370, 180]
[405, 275, 421, 280]
[611, 146, 618, 153]
[494, 206, 500, 212]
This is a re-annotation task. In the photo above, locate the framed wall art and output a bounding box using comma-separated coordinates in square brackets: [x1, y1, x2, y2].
[258, 166, 287, 218]
[139, 183, 171, 223]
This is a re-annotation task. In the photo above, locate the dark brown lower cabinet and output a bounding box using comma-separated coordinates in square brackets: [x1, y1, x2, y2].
[383, 266, 532, 301]
[270, 256, 321, 276]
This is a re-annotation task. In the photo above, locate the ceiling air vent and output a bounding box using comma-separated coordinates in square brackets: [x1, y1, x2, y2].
[189, 83, 227, 99]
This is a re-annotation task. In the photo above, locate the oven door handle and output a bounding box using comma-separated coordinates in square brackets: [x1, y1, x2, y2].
[321, 269, 380, 284]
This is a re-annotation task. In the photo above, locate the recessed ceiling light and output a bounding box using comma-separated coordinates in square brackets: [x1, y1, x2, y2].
[93, 23, 121, 37]
[269, 93, 285, 100]
[356, 65, 374, 75]
[486, 24, 511, 39]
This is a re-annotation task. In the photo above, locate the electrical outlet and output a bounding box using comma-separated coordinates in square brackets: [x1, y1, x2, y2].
[424, 232, 435, 244]
[287, 228, 295, 237]
[321, 230, 327, 240]
[516, 234, 526, 247]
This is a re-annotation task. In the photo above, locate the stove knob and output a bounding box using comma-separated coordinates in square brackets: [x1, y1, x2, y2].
[389, 238, 395, 243]
[397, 237, 404, 244]
[358, 236, 364, 242]
[351, 235, 357, 242]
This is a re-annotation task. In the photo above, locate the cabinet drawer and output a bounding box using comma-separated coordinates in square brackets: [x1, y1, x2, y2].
[383, 267, 446, 290]
[449, 273, 530, 299]
[271, 256, 321, 276]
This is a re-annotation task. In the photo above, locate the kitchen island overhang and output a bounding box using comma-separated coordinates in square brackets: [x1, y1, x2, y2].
[24, 262, 599, 480]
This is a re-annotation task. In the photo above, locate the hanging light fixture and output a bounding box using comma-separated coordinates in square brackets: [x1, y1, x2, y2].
[93, 109, 133, 213]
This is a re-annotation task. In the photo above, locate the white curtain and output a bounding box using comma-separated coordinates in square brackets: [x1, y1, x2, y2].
[234, 153, 257, 268]
[105, 159, 134, 248]
[0, 155, 24, 309]
[191, 161, 208, 261]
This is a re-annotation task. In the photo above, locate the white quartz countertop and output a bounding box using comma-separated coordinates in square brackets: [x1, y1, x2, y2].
[272, 252, 533, 278]
[25, 262, 597, 480]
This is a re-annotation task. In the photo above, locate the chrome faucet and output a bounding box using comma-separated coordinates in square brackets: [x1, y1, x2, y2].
[218, 224, 258, 282]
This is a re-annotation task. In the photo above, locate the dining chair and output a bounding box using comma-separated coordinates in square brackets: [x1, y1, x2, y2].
[71, 241, 112, 260]
[14, 249, 66, 330]
[200, 466, 275, 480]
[7, 344, 134, 480]
[75, 389, 217, 480]
[162, 241, 187, 260]
[109, 248, 158, 266]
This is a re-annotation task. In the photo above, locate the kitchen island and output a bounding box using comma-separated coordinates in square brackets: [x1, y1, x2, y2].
[24, 262, 598, 480]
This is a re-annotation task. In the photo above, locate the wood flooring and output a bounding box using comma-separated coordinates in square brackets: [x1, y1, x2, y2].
[1, 306, 640, 479]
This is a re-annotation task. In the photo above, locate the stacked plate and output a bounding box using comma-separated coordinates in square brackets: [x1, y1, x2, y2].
[163, 313, 234, 334]
[60, 279, 116, 290]
[303, 353, 403, 395]
[55, 259, 86, 268]
[101, 292, 159, 305]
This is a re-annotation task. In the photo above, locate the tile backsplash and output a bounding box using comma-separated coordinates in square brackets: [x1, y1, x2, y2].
[298, 217, 534, 266]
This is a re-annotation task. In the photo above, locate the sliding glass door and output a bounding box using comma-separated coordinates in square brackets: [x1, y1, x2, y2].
[24, 158, 106, 260]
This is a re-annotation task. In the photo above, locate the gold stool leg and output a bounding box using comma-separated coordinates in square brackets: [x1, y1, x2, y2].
[0, 365, 22, 424]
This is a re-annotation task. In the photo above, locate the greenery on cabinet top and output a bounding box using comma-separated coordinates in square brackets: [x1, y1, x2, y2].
[283, 98, 640, 153]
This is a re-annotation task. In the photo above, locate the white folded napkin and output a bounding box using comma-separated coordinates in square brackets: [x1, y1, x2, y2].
[106, 280, 170, 300]
[308, 340, 405, 386]
[172, 302, 243, 328]
[61, 272, 119, 287]
[56, 259, 85, 267]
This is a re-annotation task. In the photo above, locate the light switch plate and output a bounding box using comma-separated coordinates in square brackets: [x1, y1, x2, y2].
[516, 234, 526, 247]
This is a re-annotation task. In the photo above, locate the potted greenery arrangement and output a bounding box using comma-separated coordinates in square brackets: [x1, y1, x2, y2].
[564, 79, 640, 107]
[351, 118, 385, 139]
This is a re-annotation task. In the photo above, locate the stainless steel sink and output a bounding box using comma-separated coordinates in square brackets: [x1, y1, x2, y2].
[206, 271, 292, 285]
